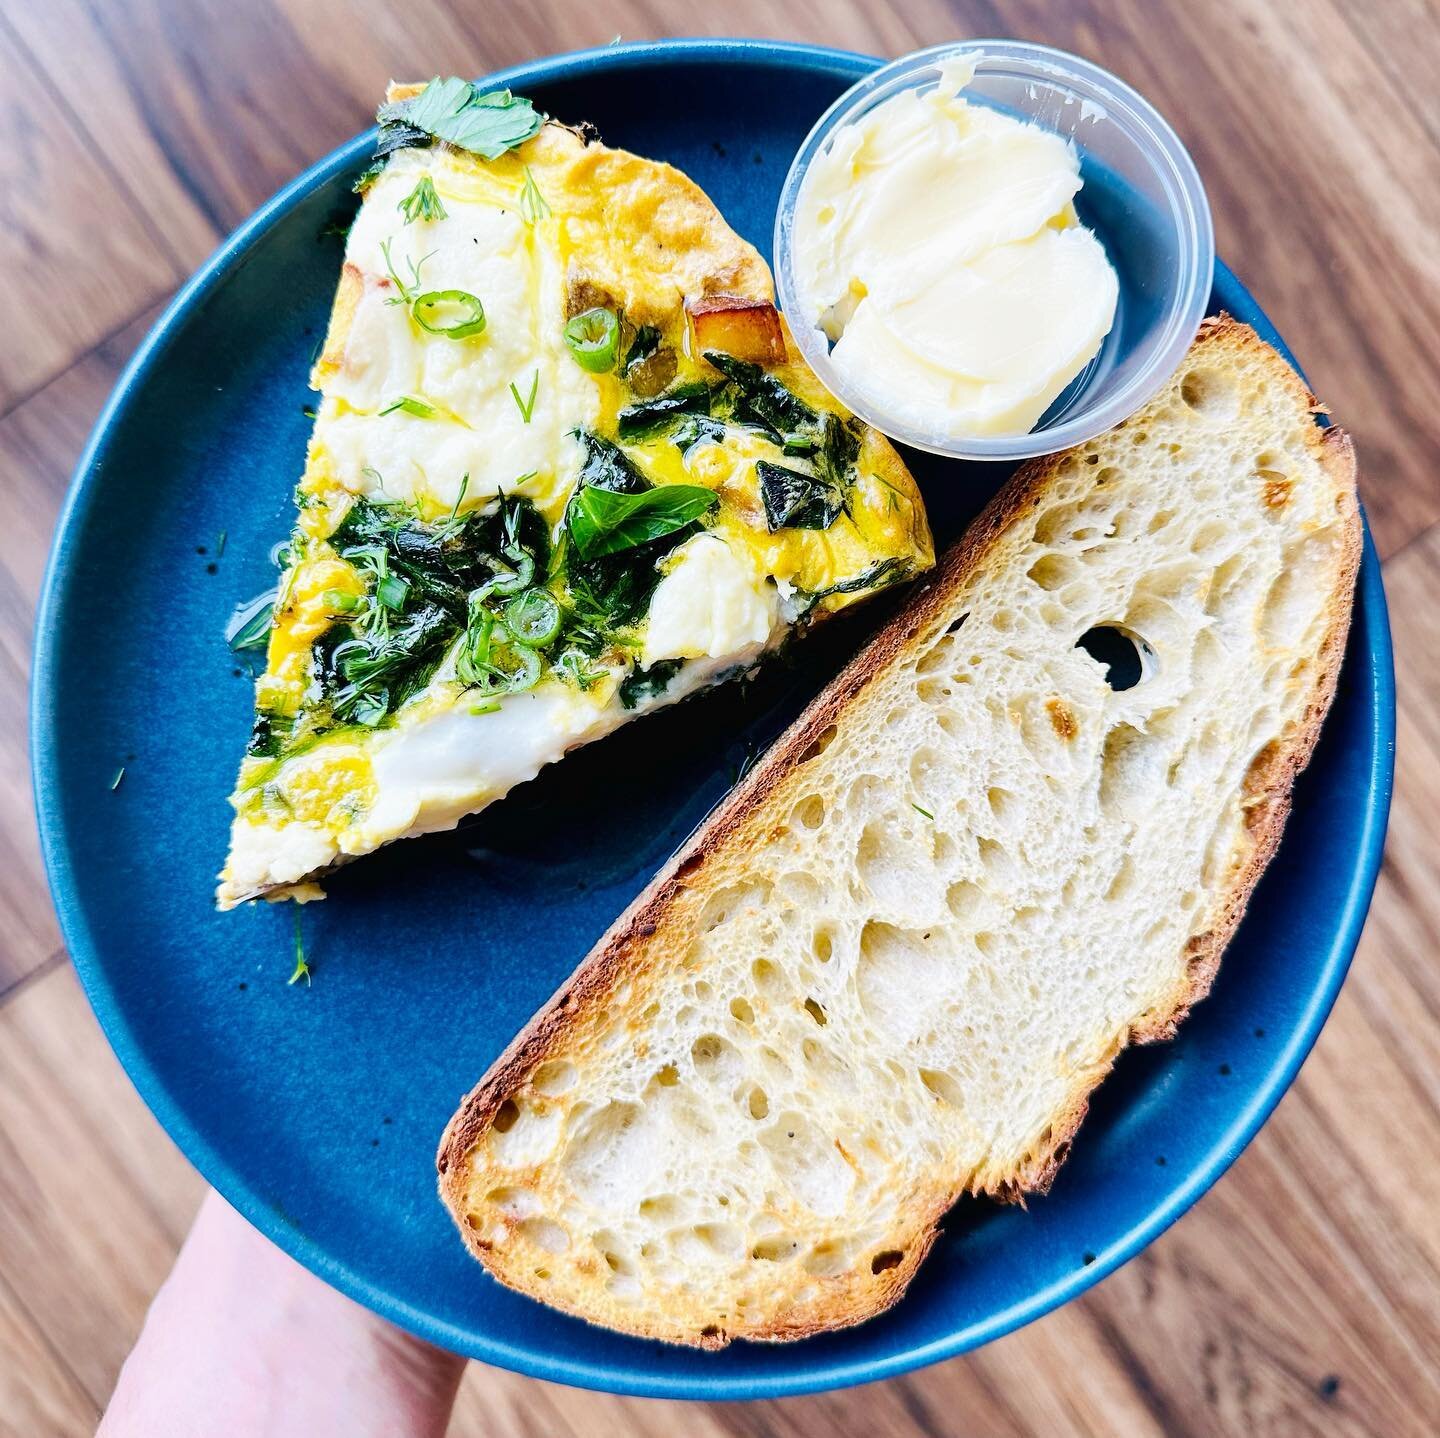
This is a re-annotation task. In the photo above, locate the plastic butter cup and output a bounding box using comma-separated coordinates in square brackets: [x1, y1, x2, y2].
[774, 41, 1215, 462]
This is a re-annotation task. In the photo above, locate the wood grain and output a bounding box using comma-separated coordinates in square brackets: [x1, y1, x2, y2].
[0, 2, 1435, 1435]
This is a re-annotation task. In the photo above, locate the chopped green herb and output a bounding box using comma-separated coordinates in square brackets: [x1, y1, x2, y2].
[555, 648, 605, 690]
[375, 79, 544, 162]
[379, 238, 434, 305]
[509, 369, 539, 423]
[321, 588, 362, 613]
[564, 307, 620, 373]
[469, 700, 501, 715]
[619, 658, 683, 710]
[379, 395, 438, 418]
[216, 530, 227, 557]
[567, 484, 717, 561]
[110, 766, 125, 791]
[301, 404, 317, 420]
[288, 912, 311, 987]
[412, 289, 486, 340]
[519, 164, 550, 224]
[912, 802, 934, 821]
[398, 174, 447, 224]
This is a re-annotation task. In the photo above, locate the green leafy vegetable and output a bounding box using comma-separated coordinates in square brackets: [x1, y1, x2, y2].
[398, 174, 447, 224]
[619, 659, 683, 710]
[412, 289, 486, 339]
[617, 382, 711, 440]
[756, 461, 843, 532]
[376, 79, 543, 162]
[379, 395, 438, 418]
[567, 484, 717, 561]
[705, 350, 815, 438]
[564, 307, 620, 373]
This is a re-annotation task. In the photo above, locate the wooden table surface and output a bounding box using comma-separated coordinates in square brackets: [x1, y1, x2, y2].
[1, 2, 1435, 1434]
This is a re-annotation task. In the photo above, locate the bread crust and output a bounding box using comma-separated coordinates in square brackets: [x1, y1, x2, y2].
[437, 316, 1362, 1344]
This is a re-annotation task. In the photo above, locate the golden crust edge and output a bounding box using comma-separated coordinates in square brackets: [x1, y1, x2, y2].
[436, 315, 1362, 1347]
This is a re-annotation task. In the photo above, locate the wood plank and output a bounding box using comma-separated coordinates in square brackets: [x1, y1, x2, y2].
[0, 306, 164, 993]
[0, 21, 179, 411]
[0, 1272, 97, 1438]
[0, 964, 204, 1408]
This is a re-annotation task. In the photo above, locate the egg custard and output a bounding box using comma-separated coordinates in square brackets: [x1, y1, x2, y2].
[218, 81, 933, 908]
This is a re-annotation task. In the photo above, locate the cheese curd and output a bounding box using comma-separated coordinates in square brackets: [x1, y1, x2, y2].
[793, 57, 1118, 438]
[642, 534, 781, 667]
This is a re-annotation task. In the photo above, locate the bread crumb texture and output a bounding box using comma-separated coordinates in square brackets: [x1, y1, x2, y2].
[439, 319, 1360, 1347]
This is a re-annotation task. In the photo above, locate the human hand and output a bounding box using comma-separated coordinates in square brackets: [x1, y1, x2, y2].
[98, 1189, 466, 1438]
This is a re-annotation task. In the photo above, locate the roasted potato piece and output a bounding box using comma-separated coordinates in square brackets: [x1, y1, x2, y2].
[688, 295, 786, 366]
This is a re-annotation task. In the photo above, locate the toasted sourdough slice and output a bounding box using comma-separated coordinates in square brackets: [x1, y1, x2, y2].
[438, 318, 1360, 1347]
[216, 82, 931, 908]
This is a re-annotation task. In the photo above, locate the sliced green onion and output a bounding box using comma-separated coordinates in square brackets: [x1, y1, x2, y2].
[503, 588, 561, 647]
[469, 700, 501, 716]
[321, 588, 362, 613]
[412, 289, 487, 339]
[564, 307, 619, 373]
[488, 550, 535, 596]
[376, 573, 410, 611]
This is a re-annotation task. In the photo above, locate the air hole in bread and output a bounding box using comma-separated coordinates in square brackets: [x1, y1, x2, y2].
[747, 1087, 769, 1120]
[1027, 553, 1078, 591]
[654, 1063, 680, 1087]
[795, 795, 825, 830]
[485, 1185, 537, 1216]
[518, 1217, 569, 1254]
[1179, 366, 1240, 418]
[492, 1098, 520, 1133]
[920, 1067, 965, 1107]
[813, 929, 834, 963]
[803, 997, 827, 1026]
[752, 1235, 798, 1262]
[752, 958, 782, 992]
[691, 1033, 739, 1082]
[1075, 625, 1150, 691]
[729, 996, 755, 1024]
[798, 724, 838, 763]
[871, 1249, 904, 1274]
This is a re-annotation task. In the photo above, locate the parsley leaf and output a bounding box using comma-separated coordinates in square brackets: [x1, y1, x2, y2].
[378, 79, 543, 162]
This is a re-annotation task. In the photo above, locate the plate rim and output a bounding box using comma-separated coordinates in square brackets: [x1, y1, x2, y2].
[30, 37, 1397, 1401]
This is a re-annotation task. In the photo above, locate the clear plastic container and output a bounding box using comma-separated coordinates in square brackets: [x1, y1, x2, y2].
[774, 41, 1215, 462]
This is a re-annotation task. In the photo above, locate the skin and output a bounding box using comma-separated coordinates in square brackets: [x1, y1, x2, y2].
[98, 1191, 465, 1438]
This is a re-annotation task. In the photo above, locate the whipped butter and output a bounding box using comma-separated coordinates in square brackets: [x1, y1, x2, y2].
[793, 58, 1119, 438]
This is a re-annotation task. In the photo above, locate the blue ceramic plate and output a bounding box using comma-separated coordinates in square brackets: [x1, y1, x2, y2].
[32, 41, 1394, 1400]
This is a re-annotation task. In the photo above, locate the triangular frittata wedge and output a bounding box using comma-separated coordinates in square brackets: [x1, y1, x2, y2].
[218, 84, 932, 908]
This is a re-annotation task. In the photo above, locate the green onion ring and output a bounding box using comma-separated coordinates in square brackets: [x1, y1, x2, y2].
[503, 588, 562, 648]
[412, 289, 487, 339]
[564, 307, 619, 372]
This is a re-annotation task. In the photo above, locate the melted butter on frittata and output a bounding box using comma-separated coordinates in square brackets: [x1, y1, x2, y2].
[220, 120, 931, 907]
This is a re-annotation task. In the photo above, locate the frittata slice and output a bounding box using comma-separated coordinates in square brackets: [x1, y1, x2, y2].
[219, 81, 932, 908]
